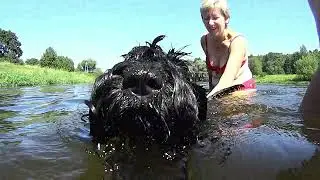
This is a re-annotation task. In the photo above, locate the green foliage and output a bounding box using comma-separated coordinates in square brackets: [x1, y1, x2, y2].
[295, 53, 319, 80]
[187, 57, 208, 81]
[0, 28, 23, 60]
[248, 55, 264, 76]
[0, 42, 8, 57]
[283, 52, 301, 74]
[192, 57, 207, 72]
[0, 56, 23, 64]
[255, 74, 305, 84]
[25, 58, 39, 65]
[40, 47, 58, 68]
[56, 56, 75, 72]
[299, 45, 308, 57]
[77, 59, 97, 72]
[0, 56, 12, 62]
[311, 49, 320, 66]
[92, 68, 104, 77]
[16, 59, 24, 65]
[0, 62, 95, 87]
[39, 47, 75, 71]
[262, 52, 285, 75]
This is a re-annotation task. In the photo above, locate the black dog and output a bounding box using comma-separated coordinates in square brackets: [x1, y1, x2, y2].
[84, 35, 207, 146]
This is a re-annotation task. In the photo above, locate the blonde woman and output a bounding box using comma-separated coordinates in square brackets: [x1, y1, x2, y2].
[200, 0, 256, 98]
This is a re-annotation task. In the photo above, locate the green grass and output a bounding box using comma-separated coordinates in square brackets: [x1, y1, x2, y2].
[0, 62, 310, 87]
[0, 62, 97, 87]
[255, 74, 309, 85]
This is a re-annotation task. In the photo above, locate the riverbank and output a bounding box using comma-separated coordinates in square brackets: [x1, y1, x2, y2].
[0, 62, 310, 87]
[0, 62, 97, 87]
[254, 74, 309, 85]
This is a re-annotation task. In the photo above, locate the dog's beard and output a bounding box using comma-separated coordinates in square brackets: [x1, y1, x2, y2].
[100, 88, 172, 143]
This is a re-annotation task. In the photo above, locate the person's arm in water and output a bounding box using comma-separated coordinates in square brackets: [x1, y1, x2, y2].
[300, 0, 320, 125]
[206, 36, 247, 98]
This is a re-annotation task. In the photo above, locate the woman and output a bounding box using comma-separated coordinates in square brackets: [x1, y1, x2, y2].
[200, 0, 256, 98]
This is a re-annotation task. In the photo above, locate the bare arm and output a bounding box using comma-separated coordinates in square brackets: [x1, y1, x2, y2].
[200, 35, 214, 90]
[300, 0, 320, 126]
[308, 0, 320, 43]
[206, 36, 247, 98]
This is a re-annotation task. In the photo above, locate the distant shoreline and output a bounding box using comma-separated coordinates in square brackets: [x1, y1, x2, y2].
[254, 74, 309, 86]
[0, 62, 96, 87]
[0, 62, 310, 88]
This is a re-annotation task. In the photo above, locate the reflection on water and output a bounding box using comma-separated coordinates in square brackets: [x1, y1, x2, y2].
[0, 84, 319, 180]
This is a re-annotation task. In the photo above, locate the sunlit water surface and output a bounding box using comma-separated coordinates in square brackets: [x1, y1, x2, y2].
[0, 84, 319, 180]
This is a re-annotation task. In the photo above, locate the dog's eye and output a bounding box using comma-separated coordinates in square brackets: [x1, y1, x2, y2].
[147, 77, 162, 90]
[112, 64, 127, 76]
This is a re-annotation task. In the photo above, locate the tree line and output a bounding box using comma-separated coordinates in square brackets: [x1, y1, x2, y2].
[190, 45, 320, 81]
[0, 28, 102, 75]
[2, 28, 318, 81]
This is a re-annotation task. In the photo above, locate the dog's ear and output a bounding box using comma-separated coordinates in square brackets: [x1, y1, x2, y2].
[84, 100, 97, 115]
[190, 83, 207, 122]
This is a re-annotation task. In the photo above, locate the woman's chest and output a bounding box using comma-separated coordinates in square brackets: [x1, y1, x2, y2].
[207, 42, 230, 66]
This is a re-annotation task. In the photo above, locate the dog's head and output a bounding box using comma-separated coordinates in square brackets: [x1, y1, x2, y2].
[85, 35, 207, 145]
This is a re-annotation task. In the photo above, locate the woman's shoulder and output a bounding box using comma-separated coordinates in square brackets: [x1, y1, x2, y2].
[227, 31, 247, 47]
[229, 32, 246, 42]
[200, 33, 208, 43]
[200, 33, 209, 49]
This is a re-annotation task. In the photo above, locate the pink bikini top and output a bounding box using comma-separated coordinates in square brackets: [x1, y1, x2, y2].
[205, 35, 246, 74]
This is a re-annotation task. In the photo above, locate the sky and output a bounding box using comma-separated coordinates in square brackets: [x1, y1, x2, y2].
[1, 0, 319, 70]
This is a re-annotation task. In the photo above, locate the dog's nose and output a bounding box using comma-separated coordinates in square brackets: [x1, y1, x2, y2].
[123, 72, 162, 96]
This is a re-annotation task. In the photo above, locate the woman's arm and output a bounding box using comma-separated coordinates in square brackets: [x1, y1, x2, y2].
[200, 35, 214, 90]
[300, 0, 320, 125]
[206, 36, 247, 98]
[308, 0, 320, 43]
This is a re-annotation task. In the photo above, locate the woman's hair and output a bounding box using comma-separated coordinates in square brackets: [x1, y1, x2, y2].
[200, 0, 230, 19]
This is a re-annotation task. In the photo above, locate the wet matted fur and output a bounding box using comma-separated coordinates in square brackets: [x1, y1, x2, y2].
[84, 35, 207, 146]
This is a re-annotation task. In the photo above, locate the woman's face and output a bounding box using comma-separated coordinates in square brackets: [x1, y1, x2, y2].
[201, 8, 229, 38]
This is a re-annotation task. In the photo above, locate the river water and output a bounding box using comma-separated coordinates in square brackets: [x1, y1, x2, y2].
[0, 84, 319, 180]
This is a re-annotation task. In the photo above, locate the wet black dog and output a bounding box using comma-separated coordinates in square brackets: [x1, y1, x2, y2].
[84, 35, 207, 146]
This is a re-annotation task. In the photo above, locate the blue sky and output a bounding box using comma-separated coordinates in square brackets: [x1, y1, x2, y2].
[1, 0, 318, 70]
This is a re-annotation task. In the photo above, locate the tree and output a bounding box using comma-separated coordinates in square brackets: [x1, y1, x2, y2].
[16, 58, 24, 65]
[295, 53, 318, 80]
[0, 42, 8, 57]
[248, 55, 263, 76]
[77, 59, 97, 72]
[56, 56, 75, 71]
[40, 47, 58, 68]
[0, 28, 23, 60]
[299, 45, 308, 57]
[262, 52, 285, 75]
[311, 49, 320, 66]
[25, 58, 39, 65]
[92, 68, 104, 77]
[193, 57, 206, 72]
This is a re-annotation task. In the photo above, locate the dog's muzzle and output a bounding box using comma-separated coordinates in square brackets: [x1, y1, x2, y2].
[122, 71, 163, 97]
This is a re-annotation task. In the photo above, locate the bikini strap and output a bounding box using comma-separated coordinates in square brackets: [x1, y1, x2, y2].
[228, 34, 246, 56]
[229, 34, 243, 45]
